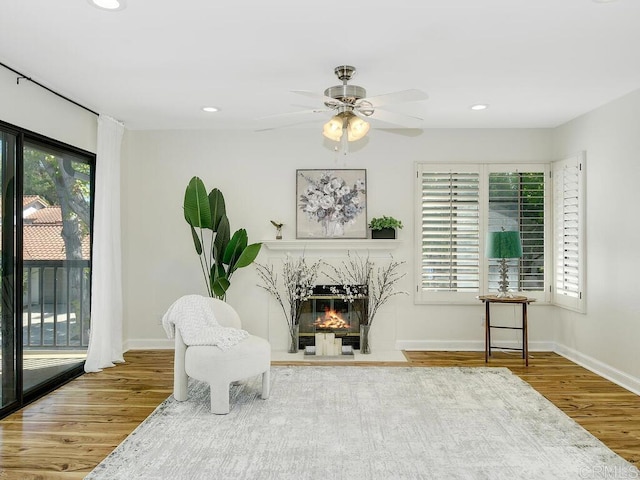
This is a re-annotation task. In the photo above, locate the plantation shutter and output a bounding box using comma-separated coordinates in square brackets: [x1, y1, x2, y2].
[419, 167, 480, 299]
[488, 172, 545, 293]
[553, 153, 585, 312]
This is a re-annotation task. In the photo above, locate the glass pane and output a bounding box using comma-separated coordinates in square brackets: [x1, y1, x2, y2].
[488, 172, 545, 293]
[1, 130, 18, 410]
[22, 142, 91, 392]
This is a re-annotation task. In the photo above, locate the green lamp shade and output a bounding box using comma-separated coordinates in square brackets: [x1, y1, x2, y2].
[486, 231, 523, 259]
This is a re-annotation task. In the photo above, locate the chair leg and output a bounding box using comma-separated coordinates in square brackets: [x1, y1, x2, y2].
[261, 369, 270, 400]
[173, 331, 188, 402]
[210, 381, 231, 415]
[174, 369, 188, 402]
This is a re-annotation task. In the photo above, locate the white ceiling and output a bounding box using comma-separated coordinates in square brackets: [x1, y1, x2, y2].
[1, 0, 639, 131]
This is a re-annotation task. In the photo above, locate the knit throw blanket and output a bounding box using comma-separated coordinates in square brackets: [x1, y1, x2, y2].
[162, 295, 249, 350]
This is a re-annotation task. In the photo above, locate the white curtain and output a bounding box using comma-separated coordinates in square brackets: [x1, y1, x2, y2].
[84, 115, 125, 372]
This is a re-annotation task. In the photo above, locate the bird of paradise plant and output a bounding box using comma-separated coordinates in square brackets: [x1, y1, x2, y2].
[183, 176, 262, 300]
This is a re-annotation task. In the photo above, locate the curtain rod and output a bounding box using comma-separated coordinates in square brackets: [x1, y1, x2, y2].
[0, 61, 99, 117]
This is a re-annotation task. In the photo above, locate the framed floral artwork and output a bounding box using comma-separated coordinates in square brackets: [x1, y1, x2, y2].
[296, 169, 367, 239]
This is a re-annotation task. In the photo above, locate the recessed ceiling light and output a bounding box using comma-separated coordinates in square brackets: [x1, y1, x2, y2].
[470, 104, 489, 111]
[202, 106, 220, 113]
[88, 0, 126, 11]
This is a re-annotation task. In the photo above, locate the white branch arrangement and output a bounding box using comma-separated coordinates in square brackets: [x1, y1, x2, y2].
[255, 254, 323, 336]
[325, 251, 407, 326]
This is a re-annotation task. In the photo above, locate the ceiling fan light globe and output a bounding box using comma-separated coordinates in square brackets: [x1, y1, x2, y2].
[347, 116, 370, 141]
[323, 116, 344, 141]
[356, 100, 375, 117]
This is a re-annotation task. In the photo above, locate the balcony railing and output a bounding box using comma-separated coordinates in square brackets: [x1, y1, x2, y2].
[23, 260, 91, 349]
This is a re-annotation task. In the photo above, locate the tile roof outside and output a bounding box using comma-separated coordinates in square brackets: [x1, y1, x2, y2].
[23, 225, 90, 261]
[23, 195, 49, 207]
[0, 195, 50, 214]
[24, 206, 62, 224]
[0, 196, 90, 261]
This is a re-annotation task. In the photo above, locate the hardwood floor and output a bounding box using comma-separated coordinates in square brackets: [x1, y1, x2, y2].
[404, 351, 640, 466]
[0, 350, 638, 479]
[0, 351, 173, 480]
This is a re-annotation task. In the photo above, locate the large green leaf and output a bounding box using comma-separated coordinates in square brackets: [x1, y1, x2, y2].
[234, 242, 262, 269]
[210, 263, 226, 282]
[211, 276, 231, 299]
[223, 229, 248, 266]
[189, 224, 202, 255]
[209, 188, 226, 231]
[213, 215, 230, 262]
[183, 177, 212, 229]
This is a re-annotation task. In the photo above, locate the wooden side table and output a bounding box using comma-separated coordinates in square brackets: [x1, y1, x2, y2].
[478, 295, 536, 366]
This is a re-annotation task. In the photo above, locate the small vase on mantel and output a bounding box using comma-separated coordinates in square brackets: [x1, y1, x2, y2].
[360, 324, 371, 354]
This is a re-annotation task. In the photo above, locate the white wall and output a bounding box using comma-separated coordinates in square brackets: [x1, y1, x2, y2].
[121, 127, 556, 351]
[552, 88, 640, 390]
[0, 66, 97, 152]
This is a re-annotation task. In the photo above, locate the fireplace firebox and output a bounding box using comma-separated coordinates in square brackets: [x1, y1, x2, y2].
[297, 285, 368, 350]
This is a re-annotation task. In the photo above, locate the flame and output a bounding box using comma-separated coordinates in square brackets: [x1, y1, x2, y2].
[314, 308, 350, 329]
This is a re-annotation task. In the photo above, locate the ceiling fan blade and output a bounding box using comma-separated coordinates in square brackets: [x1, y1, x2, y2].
[362, 89, 428, 108]
[256, 108, 330, 121]
[291, 90, 345, 107]
[255, 108, 331, 132]
[255, 117, 327, 132]
[367, 109, 424, 129]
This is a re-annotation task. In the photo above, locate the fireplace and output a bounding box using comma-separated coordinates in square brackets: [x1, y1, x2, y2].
[298, 285, 368, 350]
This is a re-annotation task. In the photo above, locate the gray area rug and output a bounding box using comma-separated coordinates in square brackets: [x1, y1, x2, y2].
[86, 366, 638, 480]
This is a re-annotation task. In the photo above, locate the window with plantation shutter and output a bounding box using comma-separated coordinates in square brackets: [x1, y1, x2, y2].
[417, 166, 480, 302]
[552, 153, 585, 312]
[416, 163, 550, 304]
[488, 172, 545, 293]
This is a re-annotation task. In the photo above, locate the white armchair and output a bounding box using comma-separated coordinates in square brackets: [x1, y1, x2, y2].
[172, 298, 271, 414]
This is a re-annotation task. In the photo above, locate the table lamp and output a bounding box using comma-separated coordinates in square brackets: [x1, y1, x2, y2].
[485, 229, 523, 297]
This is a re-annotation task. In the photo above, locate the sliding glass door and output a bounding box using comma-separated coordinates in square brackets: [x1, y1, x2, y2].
[0, 121, 94, 417]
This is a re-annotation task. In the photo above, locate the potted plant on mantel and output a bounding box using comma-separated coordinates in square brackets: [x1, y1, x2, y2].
[369, 216, 403, 239]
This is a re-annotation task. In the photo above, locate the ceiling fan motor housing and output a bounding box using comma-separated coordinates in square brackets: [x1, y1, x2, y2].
[324, 84, 367, 106]
[324, 65, 366, 107]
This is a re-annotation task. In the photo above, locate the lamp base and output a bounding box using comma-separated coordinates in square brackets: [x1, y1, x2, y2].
[496, 290, 516, 298]
[497, 258, 516, 298]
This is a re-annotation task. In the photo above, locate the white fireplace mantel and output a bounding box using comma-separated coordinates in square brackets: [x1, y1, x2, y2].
[261, 239, 400, 253]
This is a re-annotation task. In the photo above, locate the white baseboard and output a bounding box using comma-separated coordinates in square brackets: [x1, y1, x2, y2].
[124, 338, 173, 351]
[554, 343, 640, 396]
[397, 340, 483, 351]
[396, 339, 555, 352]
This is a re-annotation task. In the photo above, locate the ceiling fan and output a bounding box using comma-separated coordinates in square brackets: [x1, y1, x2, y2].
[261, 65, 428, 143]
